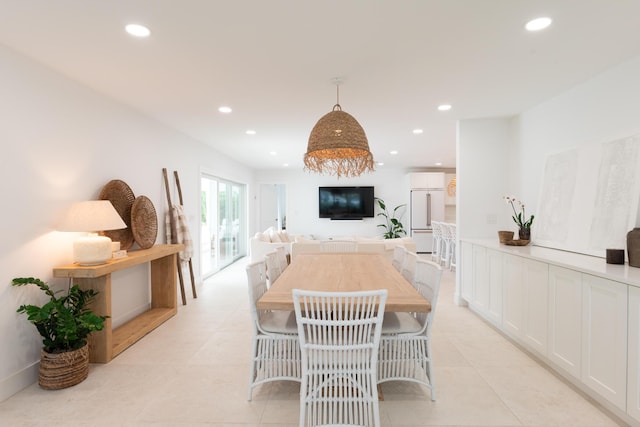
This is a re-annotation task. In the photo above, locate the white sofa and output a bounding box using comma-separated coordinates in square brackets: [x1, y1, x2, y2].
[249, 227, 296, 262]
[290, 236, 416, 262]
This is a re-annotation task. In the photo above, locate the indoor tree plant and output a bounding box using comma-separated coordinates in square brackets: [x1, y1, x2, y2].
[375, 197, 407, 239]
[12, 277, 107, 389]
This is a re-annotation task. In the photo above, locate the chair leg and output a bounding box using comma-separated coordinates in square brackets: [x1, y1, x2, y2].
[247, 338, 258, 401]
[426, 339, 436, 402]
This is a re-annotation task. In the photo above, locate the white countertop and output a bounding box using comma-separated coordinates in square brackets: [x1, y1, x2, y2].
[462, 238, 640, 288]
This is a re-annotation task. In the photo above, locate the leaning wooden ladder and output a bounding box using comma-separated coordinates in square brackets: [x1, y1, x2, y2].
[163, 168, 197, 305]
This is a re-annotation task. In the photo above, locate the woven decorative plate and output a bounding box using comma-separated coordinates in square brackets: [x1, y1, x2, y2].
[131, 195, 158, 249]
[505, 239, 530, 246]
[99, 179, 135, 250]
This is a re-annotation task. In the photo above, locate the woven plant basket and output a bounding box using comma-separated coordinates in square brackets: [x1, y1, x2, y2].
[498, 230, 514, 243]
[39, 344, 89, 390]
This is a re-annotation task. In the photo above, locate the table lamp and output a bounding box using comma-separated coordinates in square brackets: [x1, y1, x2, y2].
[58, 200, 127, 265]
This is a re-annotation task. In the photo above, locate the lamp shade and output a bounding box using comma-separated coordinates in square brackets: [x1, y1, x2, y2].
[58, 200, 127, 265]
[58, 200, 127, 232]
[304, 105, 375, 178]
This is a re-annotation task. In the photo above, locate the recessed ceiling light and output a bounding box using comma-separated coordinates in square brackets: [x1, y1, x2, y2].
[435, 162, 443, 166]
[390, 150, 398, 155]
[437, 104, 452, 111]
[246, 130, 256, 135]
[283, 163, 289, 167]
[413, 129, 423, 134]
[218, 106, 232, 114]
[269, 151, 277, 156]
[525, 17, 552, 31]
[377, 162, 384, 166]
[125, 24, 150, 37]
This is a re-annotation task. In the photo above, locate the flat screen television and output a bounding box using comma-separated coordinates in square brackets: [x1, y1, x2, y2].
[319, 186, 375, 219]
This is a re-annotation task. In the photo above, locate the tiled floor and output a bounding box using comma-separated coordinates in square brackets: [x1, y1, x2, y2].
[0, 256, 625, 426]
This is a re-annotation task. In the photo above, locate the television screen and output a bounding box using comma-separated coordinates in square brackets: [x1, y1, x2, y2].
[319, 186, 375, 219]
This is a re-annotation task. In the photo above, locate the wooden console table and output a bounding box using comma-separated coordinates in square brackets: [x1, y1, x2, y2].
[53, 244, 184, 363]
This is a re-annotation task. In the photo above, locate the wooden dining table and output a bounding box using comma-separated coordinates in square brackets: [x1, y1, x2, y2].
[256, 252, 431, 313]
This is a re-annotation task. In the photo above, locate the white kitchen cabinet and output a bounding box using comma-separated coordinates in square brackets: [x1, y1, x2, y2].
[628, 286, 640, 422]
[409, 172, 445, 189]
[471, 245, 488, 313]
[548, 265, 582, 379]
[460, 241, 473, 302]
[463, 245, 502, 326]
[502, 253, 525, 339]
[581, 274, 628, 410]
[522, 259, 549, 356]
[461, 239, 640, 424]
[501, 254, 548, 356]
[486, 248, 503, 326]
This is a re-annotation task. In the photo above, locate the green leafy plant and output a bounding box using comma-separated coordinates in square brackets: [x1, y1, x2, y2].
[375, 197, 407, 239]
[12, 277, 107, 353]
[503, 196, 535, 229]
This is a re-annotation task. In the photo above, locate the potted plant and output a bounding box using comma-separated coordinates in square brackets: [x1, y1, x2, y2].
[503, 196, 535, 240]
[375, 197, 407, 239]
[12, 277, 107, 389]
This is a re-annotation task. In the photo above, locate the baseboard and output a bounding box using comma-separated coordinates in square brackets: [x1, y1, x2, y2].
[0, 361, 39, 403]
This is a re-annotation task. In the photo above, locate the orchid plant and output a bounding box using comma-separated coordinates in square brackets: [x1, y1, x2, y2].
[504, 196, 534, 229]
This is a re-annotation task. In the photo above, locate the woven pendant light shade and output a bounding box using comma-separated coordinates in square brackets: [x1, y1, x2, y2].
[304, 104, 375, 178]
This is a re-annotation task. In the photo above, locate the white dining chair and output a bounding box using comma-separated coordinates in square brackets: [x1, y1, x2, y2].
[319, 240, 357, 253]
[400, 250, 418, 287]
[448, 223, 457, 271]
[264, 250, 283, 287]
[292, 289, 387, 427]
[431, 221, 442, 263]
[275, 245, 289, 272]
[246, 261, 301, 400]
[378, 258, 442, 401]
[439, 223, 452, 267]
[391, 245, 406, 272]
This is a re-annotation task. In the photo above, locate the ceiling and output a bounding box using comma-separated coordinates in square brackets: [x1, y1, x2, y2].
[2, 1, 640, 172]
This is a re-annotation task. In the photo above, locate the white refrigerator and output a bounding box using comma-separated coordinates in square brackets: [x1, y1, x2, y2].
[410, 189, 445, 253]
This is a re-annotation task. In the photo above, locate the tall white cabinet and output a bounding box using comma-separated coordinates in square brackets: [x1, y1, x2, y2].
[548, 266, 582, 379]
[461, 239, 640, 425]
[581, 274, 628, 410]
[629, 286, 640, 421]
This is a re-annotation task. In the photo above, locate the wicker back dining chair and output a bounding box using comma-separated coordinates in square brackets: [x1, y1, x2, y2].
[439, 223, 453, 268]
[275, 245, 289, 272]
[246, 261, 301, 400]
[292, 289, 388, 427]
[431, 221, 443, 263]
[400, 250, 418, 287]
[448, 223, 457, 271]
[391, 245, 406, 272]
[378, 258, 442, 401]
[264, 250, 283, 287]
[319, 240, 357, 253]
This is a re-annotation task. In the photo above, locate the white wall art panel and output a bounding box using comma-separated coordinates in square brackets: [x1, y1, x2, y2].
[535, 134, 640, 257]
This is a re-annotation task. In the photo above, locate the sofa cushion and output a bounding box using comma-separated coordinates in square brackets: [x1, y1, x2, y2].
[269, 229, 282, 242]
[278, 230, 290, 242]
[255, 232, 270, 243]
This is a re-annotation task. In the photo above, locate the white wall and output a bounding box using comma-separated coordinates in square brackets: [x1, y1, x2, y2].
[254, 168, 412, 239]
[511, 55, 640, 211]
[0, 44, 254, 401]
[457, 118, 512, 239]
[457, 54, 640, 244]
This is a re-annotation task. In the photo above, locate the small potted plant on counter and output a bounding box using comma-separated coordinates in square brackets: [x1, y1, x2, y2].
[12, 277, 107, 389]
[504, 195, 535, 241]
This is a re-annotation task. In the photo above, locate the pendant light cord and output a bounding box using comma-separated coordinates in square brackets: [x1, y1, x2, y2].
[333, 80, 342, 111]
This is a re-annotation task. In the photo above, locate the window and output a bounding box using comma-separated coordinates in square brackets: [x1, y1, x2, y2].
[200, 174, 246, 277]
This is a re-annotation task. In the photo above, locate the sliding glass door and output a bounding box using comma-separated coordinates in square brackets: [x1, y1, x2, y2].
[200, 174, 246, 278]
